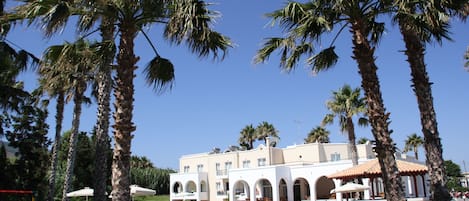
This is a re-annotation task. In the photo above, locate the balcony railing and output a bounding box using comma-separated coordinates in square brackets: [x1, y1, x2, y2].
[216, 169, 228, 176]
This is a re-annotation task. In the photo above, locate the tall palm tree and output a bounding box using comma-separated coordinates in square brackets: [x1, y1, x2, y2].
[254, 1, 405, 200]
[107, 1, 230, 200]
[238, 124, 257, 150]
[36, 68, 67, 201]
[403, 133, 424, 161]
[42, 39, 97, 201]
[304, 126, 330, 143]
[391, 1, 467, 200]
[13, 1, 231, 200]
[80, 4, 117, 200]
[255, 121, 279, 146]
[322, 85, 367, 166]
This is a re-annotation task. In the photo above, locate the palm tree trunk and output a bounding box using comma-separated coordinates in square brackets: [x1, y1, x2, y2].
[47, 91, 64, 201]
[399, 23, 451, 201]
[61, 83, 85, 201]
[346, 118, 359, 166]
[94, 16, 115, 201]
[350, 20, 405, 201]
[112, 19, 137, 201]
[413, 145, 419, 160]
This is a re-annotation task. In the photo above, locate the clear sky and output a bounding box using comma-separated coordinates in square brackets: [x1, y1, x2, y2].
[6, 0, 469, 171]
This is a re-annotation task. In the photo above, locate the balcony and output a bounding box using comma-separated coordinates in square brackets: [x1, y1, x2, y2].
[216, 169, 228, 178]
[217, 190, 229, 198]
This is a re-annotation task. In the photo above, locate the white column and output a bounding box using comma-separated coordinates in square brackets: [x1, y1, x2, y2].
[362, 178, 370, 200]
[333, 179, 342, 201]
[309, 178, 316, 201]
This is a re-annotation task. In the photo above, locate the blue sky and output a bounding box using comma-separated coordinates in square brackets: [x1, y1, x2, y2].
[7, 0, 469, 170]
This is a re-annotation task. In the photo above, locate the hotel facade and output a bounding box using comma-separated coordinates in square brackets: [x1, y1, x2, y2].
[169, 138, 428, 201]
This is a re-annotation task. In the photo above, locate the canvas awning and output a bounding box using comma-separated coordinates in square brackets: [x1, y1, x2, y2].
[327, 159, 428, 180]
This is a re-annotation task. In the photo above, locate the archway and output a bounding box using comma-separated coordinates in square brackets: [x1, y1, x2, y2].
[173, 182, 183, 194]
[233, 180, 250, 201]
[315, 176, 334, 199]
[255, 179, 273, 201]
[293, 178, 309, 201]
[200, 180, 207, 192]
[279, 179, 288, 201]
[185, 180, 197, 193]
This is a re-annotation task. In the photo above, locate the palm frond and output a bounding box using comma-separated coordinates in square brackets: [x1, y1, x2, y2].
[143, 56, 175, 94]
[164, 0, 231, 61]
[321, 113, 335, 127]
[307, 46, 338, 73]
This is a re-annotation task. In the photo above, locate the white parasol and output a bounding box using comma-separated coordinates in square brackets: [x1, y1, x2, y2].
[66, 187, 94, 201]
[130, 185, 156, 196]
[330, 182, 369, 201]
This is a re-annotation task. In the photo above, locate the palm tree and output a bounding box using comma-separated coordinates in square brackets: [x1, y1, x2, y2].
[403, 133, 424, 161]
[108, 2, 230, 200]
[391, 1, 467, 200]
[238, 124, 257, 150]
[254, 1, 405, 200]
[304, 126, 330, 143]
[37, 67, 67, 201]
[13, 1, 231, 200]
[255, 121, 279, 146]
[358, 137, 371, 144]
[42, 39, 97, 201]
[322, 85, 367, 166]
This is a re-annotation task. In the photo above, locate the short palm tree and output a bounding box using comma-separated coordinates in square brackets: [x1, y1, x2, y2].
[238, 124, 257, 150]
[254, 1, 405, 199]
[304, 126, 329, 143]
[403, 133, 424, 161]
[357, 137, 371, 144]
[322, 85, 367, 166]
[255, 121, 279, 147]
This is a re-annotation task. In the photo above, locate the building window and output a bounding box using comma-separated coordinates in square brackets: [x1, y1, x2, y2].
[242, 160, 250, 168]
[197, 164, 204, 172]
[331, 152, 341, 161]
[258, 158, 266, 166]
[184, 165, 190, 173]
[216, 163, 222, 176]
[225, 161, 232, 170]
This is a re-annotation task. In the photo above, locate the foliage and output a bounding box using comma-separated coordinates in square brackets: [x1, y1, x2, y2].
[1, 102, 50, 201]
[133, 194, 169, 201]
[402, 133, 424, 160]
[130, 167, 176, 195]
[445, 160, 462, 177]
[238, 122, 280, 148]
[131, 156, 155, 169]
[53, 130, 112, 200]
[444, 160, 465, 191]
[238, 124, 256, 150]
[358, 137, 371, 144]
[305, 126, 330, 143]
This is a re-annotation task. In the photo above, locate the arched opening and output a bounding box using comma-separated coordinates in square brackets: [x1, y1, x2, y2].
[255, 179, 273, 201]
[315, 176, 334, 200]
[279, 179, 288, 201]
[233, 180, 250, 201]
[173, 182, 183, 193]
[185, 180, 197, 193]
[293, 178, 309, 201]
[200, 180, 207, 192]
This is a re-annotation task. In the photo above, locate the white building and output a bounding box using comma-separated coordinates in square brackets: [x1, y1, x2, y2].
[170, 138, 428, 201]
